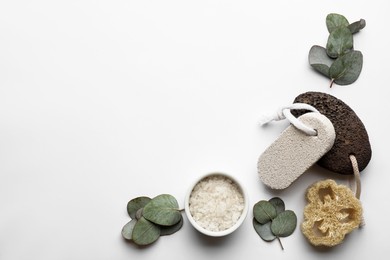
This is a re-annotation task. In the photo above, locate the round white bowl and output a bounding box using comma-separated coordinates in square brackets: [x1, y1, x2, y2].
[184, 172, 249, 237]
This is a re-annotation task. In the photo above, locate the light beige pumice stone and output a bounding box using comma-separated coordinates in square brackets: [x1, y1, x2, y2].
[258, 112, 336, 189]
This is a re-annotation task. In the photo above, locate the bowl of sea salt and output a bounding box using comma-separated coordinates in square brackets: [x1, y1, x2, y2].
[184, 172, 248, 237]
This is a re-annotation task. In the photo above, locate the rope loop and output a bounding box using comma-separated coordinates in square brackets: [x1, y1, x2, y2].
[259, 103, 320, 136]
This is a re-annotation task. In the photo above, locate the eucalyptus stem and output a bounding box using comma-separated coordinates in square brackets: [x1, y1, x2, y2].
[329, 78, 335, 88]
[277, 237, 284, 250]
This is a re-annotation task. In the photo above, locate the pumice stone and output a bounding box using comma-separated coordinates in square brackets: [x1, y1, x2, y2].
[292, 91, 372, 175]
[258, 112, 336, 189]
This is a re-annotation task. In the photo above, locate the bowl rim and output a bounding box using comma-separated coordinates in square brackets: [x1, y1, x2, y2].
[184, 172, 249, 237]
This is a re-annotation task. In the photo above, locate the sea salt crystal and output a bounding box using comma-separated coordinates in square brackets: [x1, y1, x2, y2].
[188, 175, 245, 232]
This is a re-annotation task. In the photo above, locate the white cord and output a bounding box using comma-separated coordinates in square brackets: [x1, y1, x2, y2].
[259, 103, 320, 136]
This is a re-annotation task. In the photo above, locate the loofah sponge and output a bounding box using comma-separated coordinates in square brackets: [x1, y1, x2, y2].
[301, 179, 362, 247]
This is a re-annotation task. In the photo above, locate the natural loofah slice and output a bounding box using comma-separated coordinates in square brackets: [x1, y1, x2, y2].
[301, 179, 362, 247]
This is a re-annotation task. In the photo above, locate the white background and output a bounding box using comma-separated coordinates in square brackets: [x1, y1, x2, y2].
[1, 1, 389, 259]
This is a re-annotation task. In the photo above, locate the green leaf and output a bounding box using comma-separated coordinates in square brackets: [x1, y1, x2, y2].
[121, 219, 137, 240]
[159, 215, 183, 236]
[348, 19, 366, 34]
[135, 208, 143, 220]
[271, 210, 297, 237]
[143, 194, 181, 226]
[253, 218, 276, 241]
[326, 13, 349, 33]
[326, 26, 353, 58]
[127, 196, 151, 219]
[253, 200, 277, 224]
[308, 45, 334, 77]
[329, 50, 363, 86]
[132, 217, 161, 246]
[269, 197, 285, 214]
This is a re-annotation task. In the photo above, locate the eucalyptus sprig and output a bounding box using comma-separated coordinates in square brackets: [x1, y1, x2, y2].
[121, 194, 183, 246]
[309, 13, 366, 87]
[252, 197, 297, 250]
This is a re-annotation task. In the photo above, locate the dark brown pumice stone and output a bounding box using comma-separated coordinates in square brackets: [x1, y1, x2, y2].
[291, 91, 372, 175]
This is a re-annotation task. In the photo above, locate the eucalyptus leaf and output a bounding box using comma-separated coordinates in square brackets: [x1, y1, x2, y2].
[135, 208, 143, 220]
[160, 215, 183, 236]
[308, 13, 366, 88]
[308, 45, 334, 77]
[326, 26, 353, 58]
[127, 196, 151, 219]
[253, 200, 277, 224]
[271, 210, 297, 237]
[348, 19, 366, 34]
[132, 217, 161, 246]
[121, 219, 137, 240]
[329, 50, 363, 86]
[143, 194, 181, 226]
[268, 197, 285, 214]
[253, 218, 276, 241]
[326, 13, 349, 33]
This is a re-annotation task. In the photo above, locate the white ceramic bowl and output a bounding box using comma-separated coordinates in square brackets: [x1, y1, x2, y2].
[184, 172, 249, 237]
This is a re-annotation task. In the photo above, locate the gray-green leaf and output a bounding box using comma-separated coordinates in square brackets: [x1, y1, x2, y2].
[253, 218, 276, 241]
[348, 19, 366, 34]
[160, 215, 183, 236]
[132, 217, 161, 246]
[326, 26, 353, 58]
[143, 194, 181, 226]
[271, 210, 297, 237]
[253, 200, 277, 224]
[127, 196, 151, 219]
[329, 50, 363, 86]
[121, 219, 137, 240]
[326, 13, 349, 33]
[308, 45, 334, 77]
[135, 208, 143, 220]
[269, 197, 285, 214]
